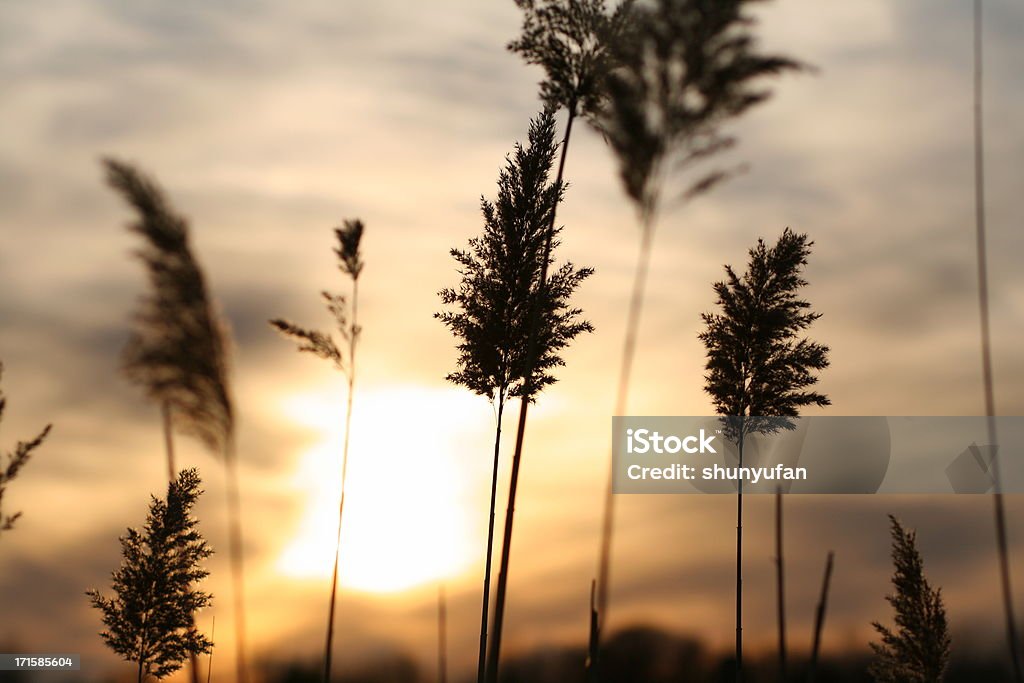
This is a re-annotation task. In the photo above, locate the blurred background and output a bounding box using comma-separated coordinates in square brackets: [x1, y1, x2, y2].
[1, 0, 1022, 680]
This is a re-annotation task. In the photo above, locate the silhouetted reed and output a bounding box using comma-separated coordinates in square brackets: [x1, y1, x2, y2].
[869, 517, 950, 683]
[87, 468, 213, 683]
[699, 228, 829, 680]
[436, 109, 593, 683]
[508, 4, 627, 677]
[0, 361, 51, 535]
[592, 0, 803, 662]
[104, 159, 246, 683]
[270, 219, 364, 683]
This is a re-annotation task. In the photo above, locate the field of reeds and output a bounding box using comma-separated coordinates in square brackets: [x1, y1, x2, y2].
[1, 1, 1023, 683]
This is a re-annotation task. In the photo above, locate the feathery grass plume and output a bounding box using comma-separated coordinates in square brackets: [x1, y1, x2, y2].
[970, 3, 1022, 680]
[270, 219, 364, 683]
[87, 468, 213, 683]
[104, 159, 247, 683]
[436, 110, 593, 683]
[0, 362, 52, 535]
[698, 228, 830, 681]
[869, 517, 951, 683]
[510, 0, 635, 122]
[106, 160, 234, 461]
[591, 0, 803, 648]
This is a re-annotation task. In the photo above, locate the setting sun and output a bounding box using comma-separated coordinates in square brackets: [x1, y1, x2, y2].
[276, 384, 489, 593]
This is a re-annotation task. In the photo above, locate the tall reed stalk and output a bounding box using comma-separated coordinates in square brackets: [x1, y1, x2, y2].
[105, 159, 244, 683]
[699, 229, 830, 682]
[484, 109, 575, 683]
[436, 110, 593, 683]
[503, 3, 631, 676]
[971, 3, 1022, 680]
[270, 220, 364, 683]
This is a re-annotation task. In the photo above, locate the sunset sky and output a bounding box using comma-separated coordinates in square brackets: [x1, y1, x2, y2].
[1, 0, 1023, 680]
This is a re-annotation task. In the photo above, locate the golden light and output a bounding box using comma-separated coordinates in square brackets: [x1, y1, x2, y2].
[276, 384, 489, 593]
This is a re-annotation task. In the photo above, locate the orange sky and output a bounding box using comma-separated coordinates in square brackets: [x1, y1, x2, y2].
[1, 0, 1024, 680]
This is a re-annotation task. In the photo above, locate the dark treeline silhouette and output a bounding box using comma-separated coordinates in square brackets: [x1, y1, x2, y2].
[259, 625, 1020, 683]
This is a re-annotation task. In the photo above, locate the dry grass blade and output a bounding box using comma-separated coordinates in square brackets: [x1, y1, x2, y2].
[268, 318, 343, 371]
[0, 362, 52, 535]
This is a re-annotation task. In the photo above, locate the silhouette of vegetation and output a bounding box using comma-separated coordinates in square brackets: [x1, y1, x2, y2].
[436, 111, 593, 405]
[699, 228, 830, 680]
[869, 516, 951, 683]
[970, 3, 1021, 680]
[442, 110, 593, 683]
[87, 468, 213, 683]
[104, 159, 249, 683]
[0, 362, 51, 535]
[591, 0, 804, 653]
[270, 219, 365, 683]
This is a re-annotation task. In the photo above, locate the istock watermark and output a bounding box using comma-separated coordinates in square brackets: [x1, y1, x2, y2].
[625, 428, 717, 454]
[612, 416, 1024, 494]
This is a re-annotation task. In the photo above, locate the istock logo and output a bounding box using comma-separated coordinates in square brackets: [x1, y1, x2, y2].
[626, 428, 717, 454]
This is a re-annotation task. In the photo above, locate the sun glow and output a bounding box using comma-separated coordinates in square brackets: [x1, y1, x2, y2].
[276, 384, 488, 593]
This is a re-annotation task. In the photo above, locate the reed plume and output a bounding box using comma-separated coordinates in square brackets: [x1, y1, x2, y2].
[270, 219, 364, 683]
[0, 362, 52, 535]
[87, 468, 214, 683]
[436, 110, 593, 683]
[104, 159, 246, 683]
[699, 228, 830, 681]
[869, 517, 950, 683]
